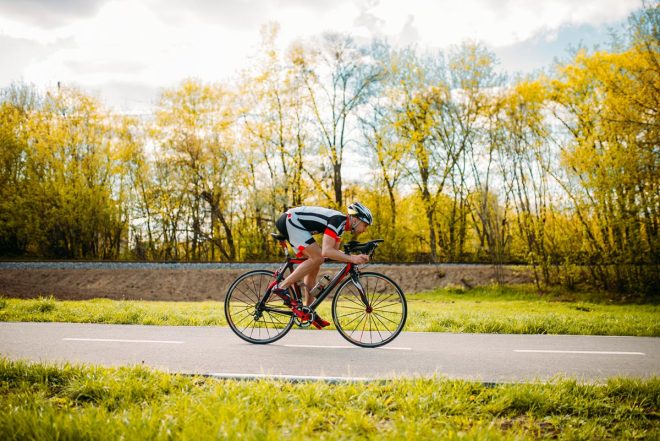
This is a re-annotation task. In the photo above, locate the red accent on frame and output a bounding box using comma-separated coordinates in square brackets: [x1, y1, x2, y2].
[336, 263, 352, 283]
[296, 246, 306, 258]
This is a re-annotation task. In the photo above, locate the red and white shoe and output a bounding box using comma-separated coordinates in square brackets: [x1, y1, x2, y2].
[271, 287, 298, 308]
[311, 314, 331, 329]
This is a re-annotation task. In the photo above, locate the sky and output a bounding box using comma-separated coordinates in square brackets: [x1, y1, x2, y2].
[0, 0, 642, 114]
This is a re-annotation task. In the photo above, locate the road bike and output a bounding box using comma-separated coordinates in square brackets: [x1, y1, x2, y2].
[224, 234, 407, 348]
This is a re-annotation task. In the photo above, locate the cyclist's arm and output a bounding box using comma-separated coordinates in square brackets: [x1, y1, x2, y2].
[321, 234, 369, 264]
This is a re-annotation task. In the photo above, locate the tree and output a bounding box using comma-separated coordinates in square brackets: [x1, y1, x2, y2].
[495, 79, 554, 286]
[292, 33, 382, 207]
[388, 49, 462, 262]
[152, 79, 238, 261]
[358, 42, 407, 251]
[0, 84, 38, 255]
[445, 42, 504, 263]
[549, 39, 659, 294]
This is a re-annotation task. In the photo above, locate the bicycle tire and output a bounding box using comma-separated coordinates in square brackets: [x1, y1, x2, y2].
[332, 272, 407, 348]
[224, 269, 294, 344]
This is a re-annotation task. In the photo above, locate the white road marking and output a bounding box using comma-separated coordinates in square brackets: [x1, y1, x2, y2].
[514, 349, 645, 355]
[283, 344, 412, 351]
[63, 338, 184, 344]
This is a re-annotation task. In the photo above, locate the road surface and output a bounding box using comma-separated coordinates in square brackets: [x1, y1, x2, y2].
[1, 322, 658, 383]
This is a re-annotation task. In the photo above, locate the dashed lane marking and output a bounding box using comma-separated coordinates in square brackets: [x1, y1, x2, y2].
[283, 344, 412, 350]
[514, 349, 645, 355]
[63, 338, 184, 344]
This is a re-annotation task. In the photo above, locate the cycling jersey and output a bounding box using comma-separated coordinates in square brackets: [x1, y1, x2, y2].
[275, 206, 348, 256]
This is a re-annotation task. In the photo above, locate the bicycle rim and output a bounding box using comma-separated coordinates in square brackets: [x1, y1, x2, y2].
[332, 272, 407, 348]
[224, 270, 294, 344]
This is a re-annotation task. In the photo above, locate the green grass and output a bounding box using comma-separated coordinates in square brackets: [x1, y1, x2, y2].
[0, 358, 658, 440]
[0, 296, 229, 326]
[406, 286, 660, 336]
[0, 285, 658, 336]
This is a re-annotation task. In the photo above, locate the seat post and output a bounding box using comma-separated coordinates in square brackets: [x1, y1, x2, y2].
[280, 240, 290, 258]
[270, 233, 290, 258]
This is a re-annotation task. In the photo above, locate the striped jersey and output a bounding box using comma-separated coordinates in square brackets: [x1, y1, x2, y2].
[286, 206, 347, 241]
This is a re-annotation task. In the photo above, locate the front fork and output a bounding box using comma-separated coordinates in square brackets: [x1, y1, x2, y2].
[350, 268, 371, 308]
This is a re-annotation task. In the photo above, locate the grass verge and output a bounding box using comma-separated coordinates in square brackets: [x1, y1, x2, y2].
[0, 285, 658, 336]
[0, 358, 658, 440]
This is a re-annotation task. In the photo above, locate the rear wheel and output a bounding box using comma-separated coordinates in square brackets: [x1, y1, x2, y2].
[332, 272, 407, 348]
[224, 270, 294, 344]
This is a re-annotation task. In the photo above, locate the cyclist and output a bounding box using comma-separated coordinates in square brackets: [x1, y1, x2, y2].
[272, 202, 373, 328]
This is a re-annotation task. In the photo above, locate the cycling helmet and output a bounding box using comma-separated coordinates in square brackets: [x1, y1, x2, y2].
[347, 202, 373, 225]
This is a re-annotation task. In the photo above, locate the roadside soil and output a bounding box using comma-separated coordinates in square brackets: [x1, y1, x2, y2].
[0, 264, 534, 301]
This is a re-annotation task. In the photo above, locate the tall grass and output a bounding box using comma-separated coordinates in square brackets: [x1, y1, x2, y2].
[0, 359, 658, 440]
[1, 285, 658, 336]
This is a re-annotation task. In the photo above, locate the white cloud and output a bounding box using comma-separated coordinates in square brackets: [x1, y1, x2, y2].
[0, 0, 641, 112]
[0, 0, 106, 28]
[361, 0, 639, 48]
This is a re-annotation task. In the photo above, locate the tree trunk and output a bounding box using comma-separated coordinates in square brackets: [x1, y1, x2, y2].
[421, 188, 437, 262]
[333, 162, 342, 207]
[201, 190, 236, 261]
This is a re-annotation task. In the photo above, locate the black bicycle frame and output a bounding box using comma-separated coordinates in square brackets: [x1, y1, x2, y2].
[257, 257, 368, 315]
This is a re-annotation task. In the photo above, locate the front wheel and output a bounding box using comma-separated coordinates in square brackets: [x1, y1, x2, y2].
[332, 272, 407, 348]
[224, 270, 294, 344]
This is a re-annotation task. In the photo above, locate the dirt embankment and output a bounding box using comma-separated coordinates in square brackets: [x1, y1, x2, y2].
[0, 264, 533, 301]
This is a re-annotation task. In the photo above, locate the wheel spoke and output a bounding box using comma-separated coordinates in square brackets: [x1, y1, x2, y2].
[336, 304, 367, 312]
[230, 304, 254, 315]
[337, 309, 366, 319]
[340, 308, 365, 317]
[342, 292, 366, 308]
[372, 300, 402, 311]
[371, 310, 396, 331]
[348, 313, 369, 337]
[225, 271, 294, 344]
[371, 293, 397, 308]
[333, 273, 406, 348]
[344, 310, 368, 330]
[371, 310, 400, 325]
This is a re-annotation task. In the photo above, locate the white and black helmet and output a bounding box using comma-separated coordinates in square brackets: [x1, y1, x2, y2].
[347, 202, 373, 225]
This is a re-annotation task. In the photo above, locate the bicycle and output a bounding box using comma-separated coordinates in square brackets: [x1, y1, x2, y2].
[224, 234, 407, 348]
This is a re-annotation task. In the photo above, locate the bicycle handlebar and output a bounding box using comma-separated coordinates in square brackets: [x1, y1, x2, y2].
[343, 239, 384, 257]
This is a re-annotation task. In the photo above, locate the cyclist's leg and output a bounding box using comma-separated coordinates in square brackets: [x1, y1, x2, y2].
[303, 265, 319, 305]
[304, 237, 338, 305]
[279, 243, 324, 292]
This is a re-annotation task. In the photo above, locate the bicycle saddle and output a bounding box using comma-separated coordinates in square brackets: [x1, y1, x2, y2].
[270, 233, 287, 242]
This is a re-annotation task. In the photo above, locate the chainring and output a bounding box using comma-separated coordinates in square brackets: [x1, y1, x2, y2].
[293, 306, 315, 328]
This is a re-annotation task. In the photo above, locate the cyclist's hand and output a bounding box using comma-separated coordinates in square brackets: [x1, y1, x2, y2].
[350, 254, 369, 264]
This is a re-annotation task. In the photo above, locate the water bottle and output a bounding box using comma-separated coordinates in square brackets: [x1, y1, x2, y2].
[309, 275, 331, 297]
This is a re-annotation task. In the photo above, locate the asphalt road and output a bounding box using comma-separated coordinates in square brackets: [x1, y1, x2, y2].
[1, 322, 658, 383]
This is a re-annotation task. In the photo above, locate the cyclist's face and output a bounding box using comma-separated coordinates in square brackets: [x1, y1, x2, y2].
[354, 219, 369, 234]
